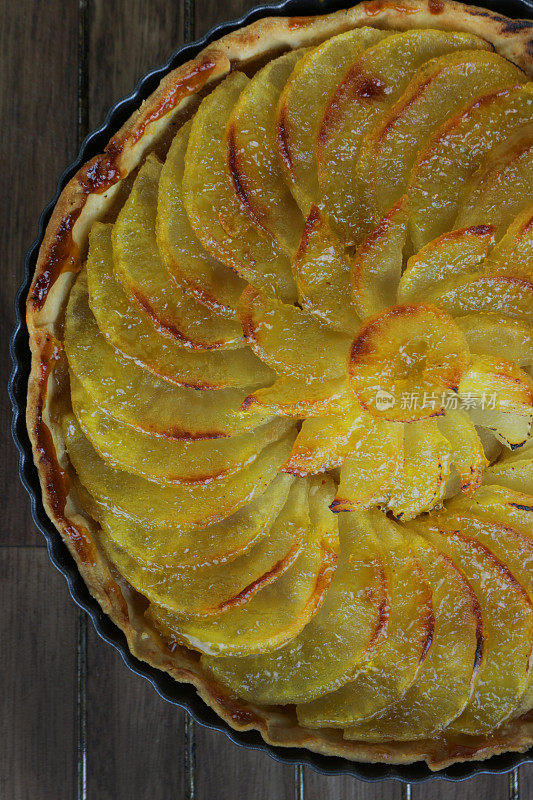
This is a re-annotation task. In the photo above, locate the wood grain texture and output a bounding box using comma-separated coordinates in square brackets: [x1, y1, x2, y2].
[305, 770, 403, 799]
[0, 549, 78, 800]
[412, 775, 510, 799]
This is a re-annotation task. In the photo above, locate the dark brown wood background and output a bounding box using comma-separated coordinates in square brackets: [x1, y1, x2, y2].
[1, 1, 532, 798]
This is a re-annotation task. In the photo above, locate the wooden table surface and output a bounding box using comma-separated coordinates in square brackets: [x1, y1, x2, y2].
[2, 1, 533, 798]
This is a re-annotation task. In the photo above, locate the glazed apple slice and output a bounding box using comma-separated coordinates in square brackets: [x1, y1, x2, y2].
[351, 196, 409, 318]
[387, 419, 451, 520]
[227, 49, 305, 255]
[202, 511, 389, 704]
[276, 26, 389, 211]
[456, 127, 533, 236]
[483, 204, 533, 281]
[414, 521, 533, 735]
[455, 314, 533, 367]
[428, 273, 533, 323]
[332, 418, 403, 511]
[183, 72, 296, 303]
[483, 460, 533, 496]
[408, 83, 533, 250]
[342, 532, 481, 741]
[145, 477, 338, 656]
[348, 304, 470, 422]
[240, 376, 352, 419]
[98, 477, 308, 616]
[157, 120, 246, 318]
[100, 473, 294, 571]
[357, 49, 523, 225]
[88, 223, 274, 389]
[71, 374, 294, 487]
[112, 155, 242, 347]
[397, 225, 495, 304]
[317, 29, 488, 244]
[239, 285, 351, 380]
[436, 409, 487, 495]
[65, 273, 269, 440]
[63, 412, 296, 531]
[293, 206, 360, 332]
[298, 512, 434, 729]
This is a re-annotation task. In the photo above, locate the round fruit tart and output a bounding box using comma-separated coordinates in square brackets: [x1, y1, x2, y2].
[26, 0, 533, 770]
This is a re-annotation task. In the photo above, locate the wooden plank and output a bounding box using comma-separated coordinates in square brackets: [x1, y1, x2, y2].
[0, 0, 78, 546]
[86, 623, 187, 800]
[0, 549, 78, 800]
[412, 773, 510, 799]
[194, 0, 259, 39]
[305, 769, 403, 800]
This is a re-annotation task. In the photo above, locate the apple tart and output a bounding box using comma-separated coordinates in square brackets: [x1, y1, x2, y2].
[27, 0, 533, 770]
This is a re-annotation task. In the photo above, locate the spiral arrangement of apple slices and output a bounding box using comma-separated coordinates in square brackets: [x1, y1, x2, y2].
[63, 25, 533, 746]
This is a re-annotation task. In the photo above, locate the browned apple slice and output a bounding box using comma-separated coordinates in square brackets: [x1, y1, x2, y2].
[100, 473, 294, 570]
[157, 120, 246, 318]
[88, 223, 274, 390]
[408, 83, 533, 250]
[293, 206, 360, 332]
[332, 418, 403, 510]
[112, 155, 242, 347]
[436, 409, 487, 495]
[455, 314, 533, 367]
[351, 196, 409, 318]
[65, 272, 269, 440]
[227, 49, 305, 254]
[239, 286, 351, 380]
[348, 304, 470, 422]
[397, 225, 495, 303]
[483, 460, 533, 496]
[317, 30, 488, 244]
[357, 49, 523, 225]
[202, 511, 389, 704]
[276, 26, 389, 211]
[342, 532, 481, 740]
[484, 204, 533, 281]
[72, 374, 294, 486]
[428, 273, 533, 323]
[145, 476, 338, 656]
[240, 376, 352, 419]
[98, 477, 308, 616]
[63, 412, 296, 531]
[456, 127, 533, 236]
[387, 419, 451, 520]
[413, 520, 533, 735]
[298, 512, 434, 729]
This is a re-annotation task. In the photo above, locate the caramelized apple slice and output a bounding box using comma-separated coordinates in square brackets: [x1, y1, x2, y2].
[484, 204, 533, 281]
[101, 474, 293, 571]
[415, 521, 533, 734]
[409, 84, 533, 250]
[99, 477, 308, 616]
[227, 49, 304, 254]
[72, 374, 294, 486]
[298, 512, 434, 728]
[332, 419, 403, 510]
[351, 196, 409, 318]
[203, 512, 389, 704]
[239, 286, 351, 380]
[283, 405, 366, 476]
[431, 273, 533, 323]
[293, 206, 360, 332]
[348, 304, 470, 422]
[240, 376, 352, 419]
[112, 155, 242, 347]
[276, 27, 389, 211]
[145, 477, 338, 655]
[387, 419, 451, 520]
[318, 30, 488, 244]
[88, 223, 273, 389]
[65, 273, 268, 440]
[183, 72, 296, 302]
[343, 533, 481, 740]
[436, 410, 487, 495]
[483, 460, 533, 496]
[456, 128, 533, 236]
[157, 120, 246, 318]
[455, 314, 533, 366]
[397, 225, 495, 303]
[357, 50, 523, 224]
[63, 413, 295, 530]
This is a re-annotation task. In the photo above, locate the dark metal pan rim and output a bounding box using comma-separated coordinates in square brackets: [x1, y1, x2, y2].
[9, 0, 533, 782]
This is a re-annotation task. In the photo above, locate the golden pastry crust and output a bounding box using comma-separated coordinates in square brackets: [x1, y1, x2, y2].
[25, 0, 533, 770]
